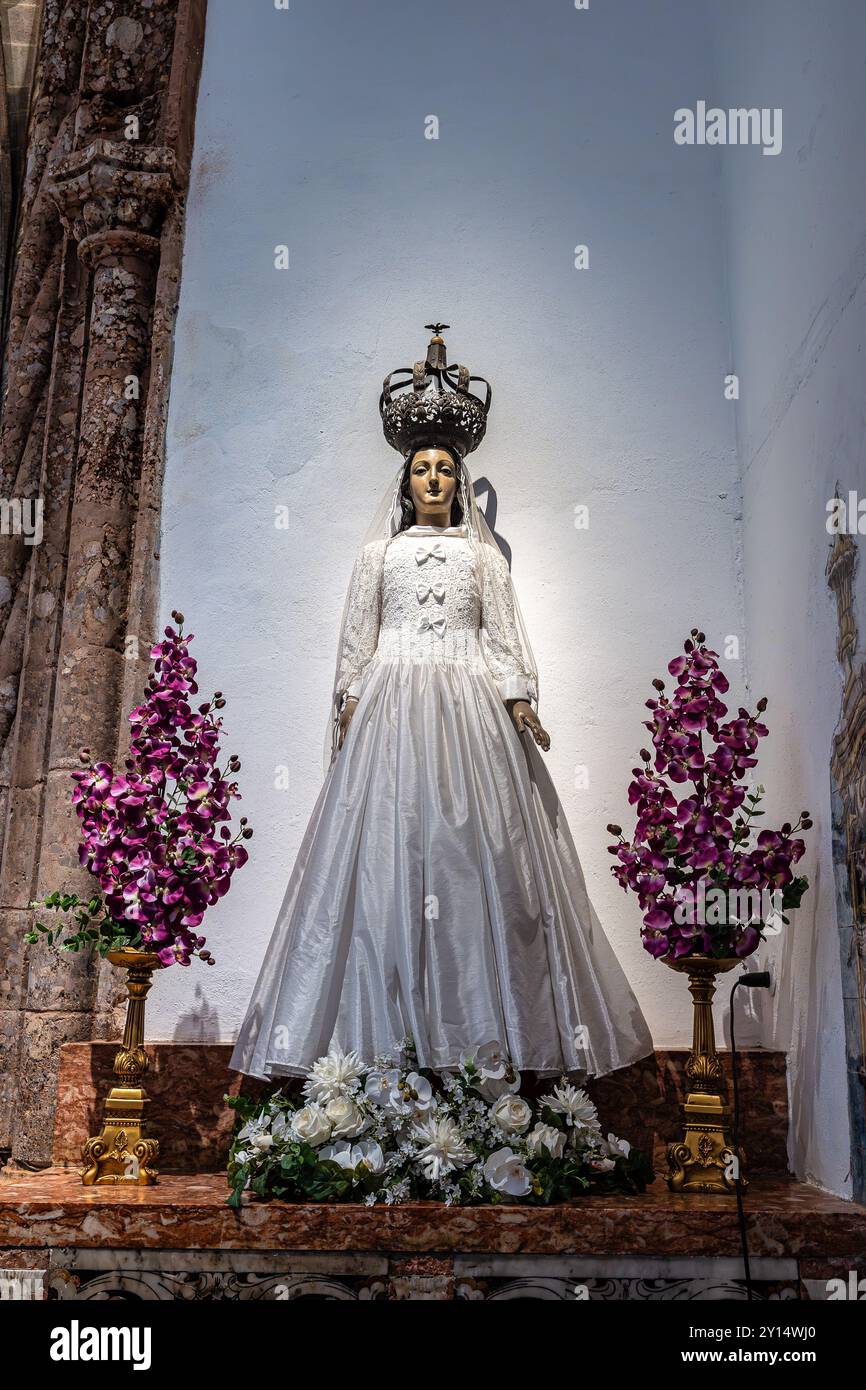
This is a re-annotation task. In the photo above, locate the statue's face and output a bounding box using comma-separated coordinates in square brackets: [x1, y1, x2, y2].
[408, 448, 458, 522]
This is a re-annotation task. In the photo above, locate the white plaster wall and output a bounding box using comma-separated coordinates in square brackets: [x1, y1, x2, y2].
[156, 0, 745, 1052]
[711, 0, 866, 1194]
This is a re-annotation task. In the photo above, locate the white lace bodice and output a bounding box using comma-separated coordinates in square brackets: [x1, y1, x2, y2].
[382, 531, 480, 634]
[335, 525, 536, 705]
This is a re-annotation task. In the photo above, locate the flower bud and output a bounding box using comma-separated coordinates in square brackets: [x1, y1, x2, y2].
[606, 823, 622, 836]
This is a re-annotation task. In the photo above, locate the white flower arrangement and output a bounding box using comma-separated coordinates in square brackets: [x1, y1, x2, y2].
[226, 1040, 653, 1208]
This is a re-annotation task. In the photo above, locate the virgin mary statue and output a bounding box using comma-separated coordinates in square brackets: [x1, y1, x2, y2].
[231, 327, 653, 1081]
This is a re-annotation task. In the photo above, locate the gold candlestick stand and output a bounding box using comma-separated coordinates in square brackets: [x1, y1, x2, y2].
[80, 948, 161, 1186]
[664, 954, 746, 1194]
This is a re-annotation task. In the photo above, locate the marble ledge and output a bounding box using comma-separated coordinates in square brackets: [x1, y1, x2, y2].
[1, 1169, 865, 1260]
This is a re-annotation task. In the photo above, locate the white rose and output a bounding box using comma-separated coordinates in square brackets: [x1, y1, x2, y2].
[482, 1146, 534, 1198]
[290, 1103, 332, 1147]
[251, 1132, 274, 1153]
[526, 1122, 566, 1159]
[490, 1094, 532, 1135]
[324, 1095, 368, 1138]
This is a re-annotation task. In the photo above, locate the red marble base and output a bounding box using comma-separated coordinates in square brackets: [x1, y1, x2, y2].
[51, 1042, 789, 1176]
[0, 1167, 861, 1258]
[0, 1166, 864, 1301]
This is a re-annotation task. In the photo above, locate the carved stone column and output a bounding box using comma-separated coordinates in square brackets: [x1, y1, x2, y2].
[827, 529, 866, 1203]
[0, 0, 206, 1165]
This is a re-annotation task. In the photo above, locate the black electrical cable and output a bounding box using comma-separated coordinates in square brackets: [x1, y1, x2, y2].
[730, 970, 771, 1301]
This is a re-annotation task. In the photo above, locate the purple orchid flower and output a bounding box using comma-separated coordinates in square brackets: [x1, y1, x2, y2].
[607, 630, 811, 962]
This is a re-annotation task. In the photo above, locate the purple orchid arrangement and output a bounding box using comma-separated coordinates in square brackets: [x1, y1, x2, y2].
[26, 612, 251, 967]
[607, 630, 811, 962]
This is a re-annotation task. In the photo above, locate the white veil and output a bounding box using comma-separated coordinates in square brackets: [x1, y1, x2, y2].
[325, 458, 539, 765]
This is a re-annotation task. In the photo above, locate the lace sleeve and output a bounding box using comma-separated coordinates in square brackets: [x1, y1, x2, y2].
[335, 540, 386, 703]
[479, 547, 538, 706]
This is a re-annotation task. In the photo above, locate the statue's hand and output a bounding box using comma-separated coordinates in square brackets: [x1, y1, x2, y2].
[338, 696, 359, 750]
[510, 699, 550, 751]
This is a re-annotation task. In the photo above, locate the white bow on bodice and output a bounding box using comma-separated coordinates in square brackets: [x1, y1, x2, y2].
[416, 580, 446, 603]
[415, 542, 447, 565]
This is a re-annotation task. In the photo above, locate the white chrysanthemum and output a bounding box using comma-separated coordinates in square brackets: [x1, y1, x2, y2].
[302, 1047, 365, 1104]
[540, 1081, 600, 1130]
[526, 1121, 566, 1159]
[270, 1110, 292, 1140]
[236, 1113, 271, 1143]
[412, 1115, 474, 1181]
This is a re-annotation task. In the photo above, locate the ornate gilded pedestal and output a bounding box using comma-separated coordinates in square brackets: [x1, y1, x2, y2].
[664, 954, 745, 1194]
[81, 949, 161, 1186]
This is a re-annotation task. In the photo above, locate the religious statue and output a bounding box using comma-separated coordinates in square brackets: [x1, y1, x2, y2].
[231, 327, 652, 1080]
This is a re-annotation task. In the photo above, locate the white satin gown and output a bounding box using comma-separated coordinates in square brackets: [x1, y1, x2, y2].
[230, 524, 653, 1079]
